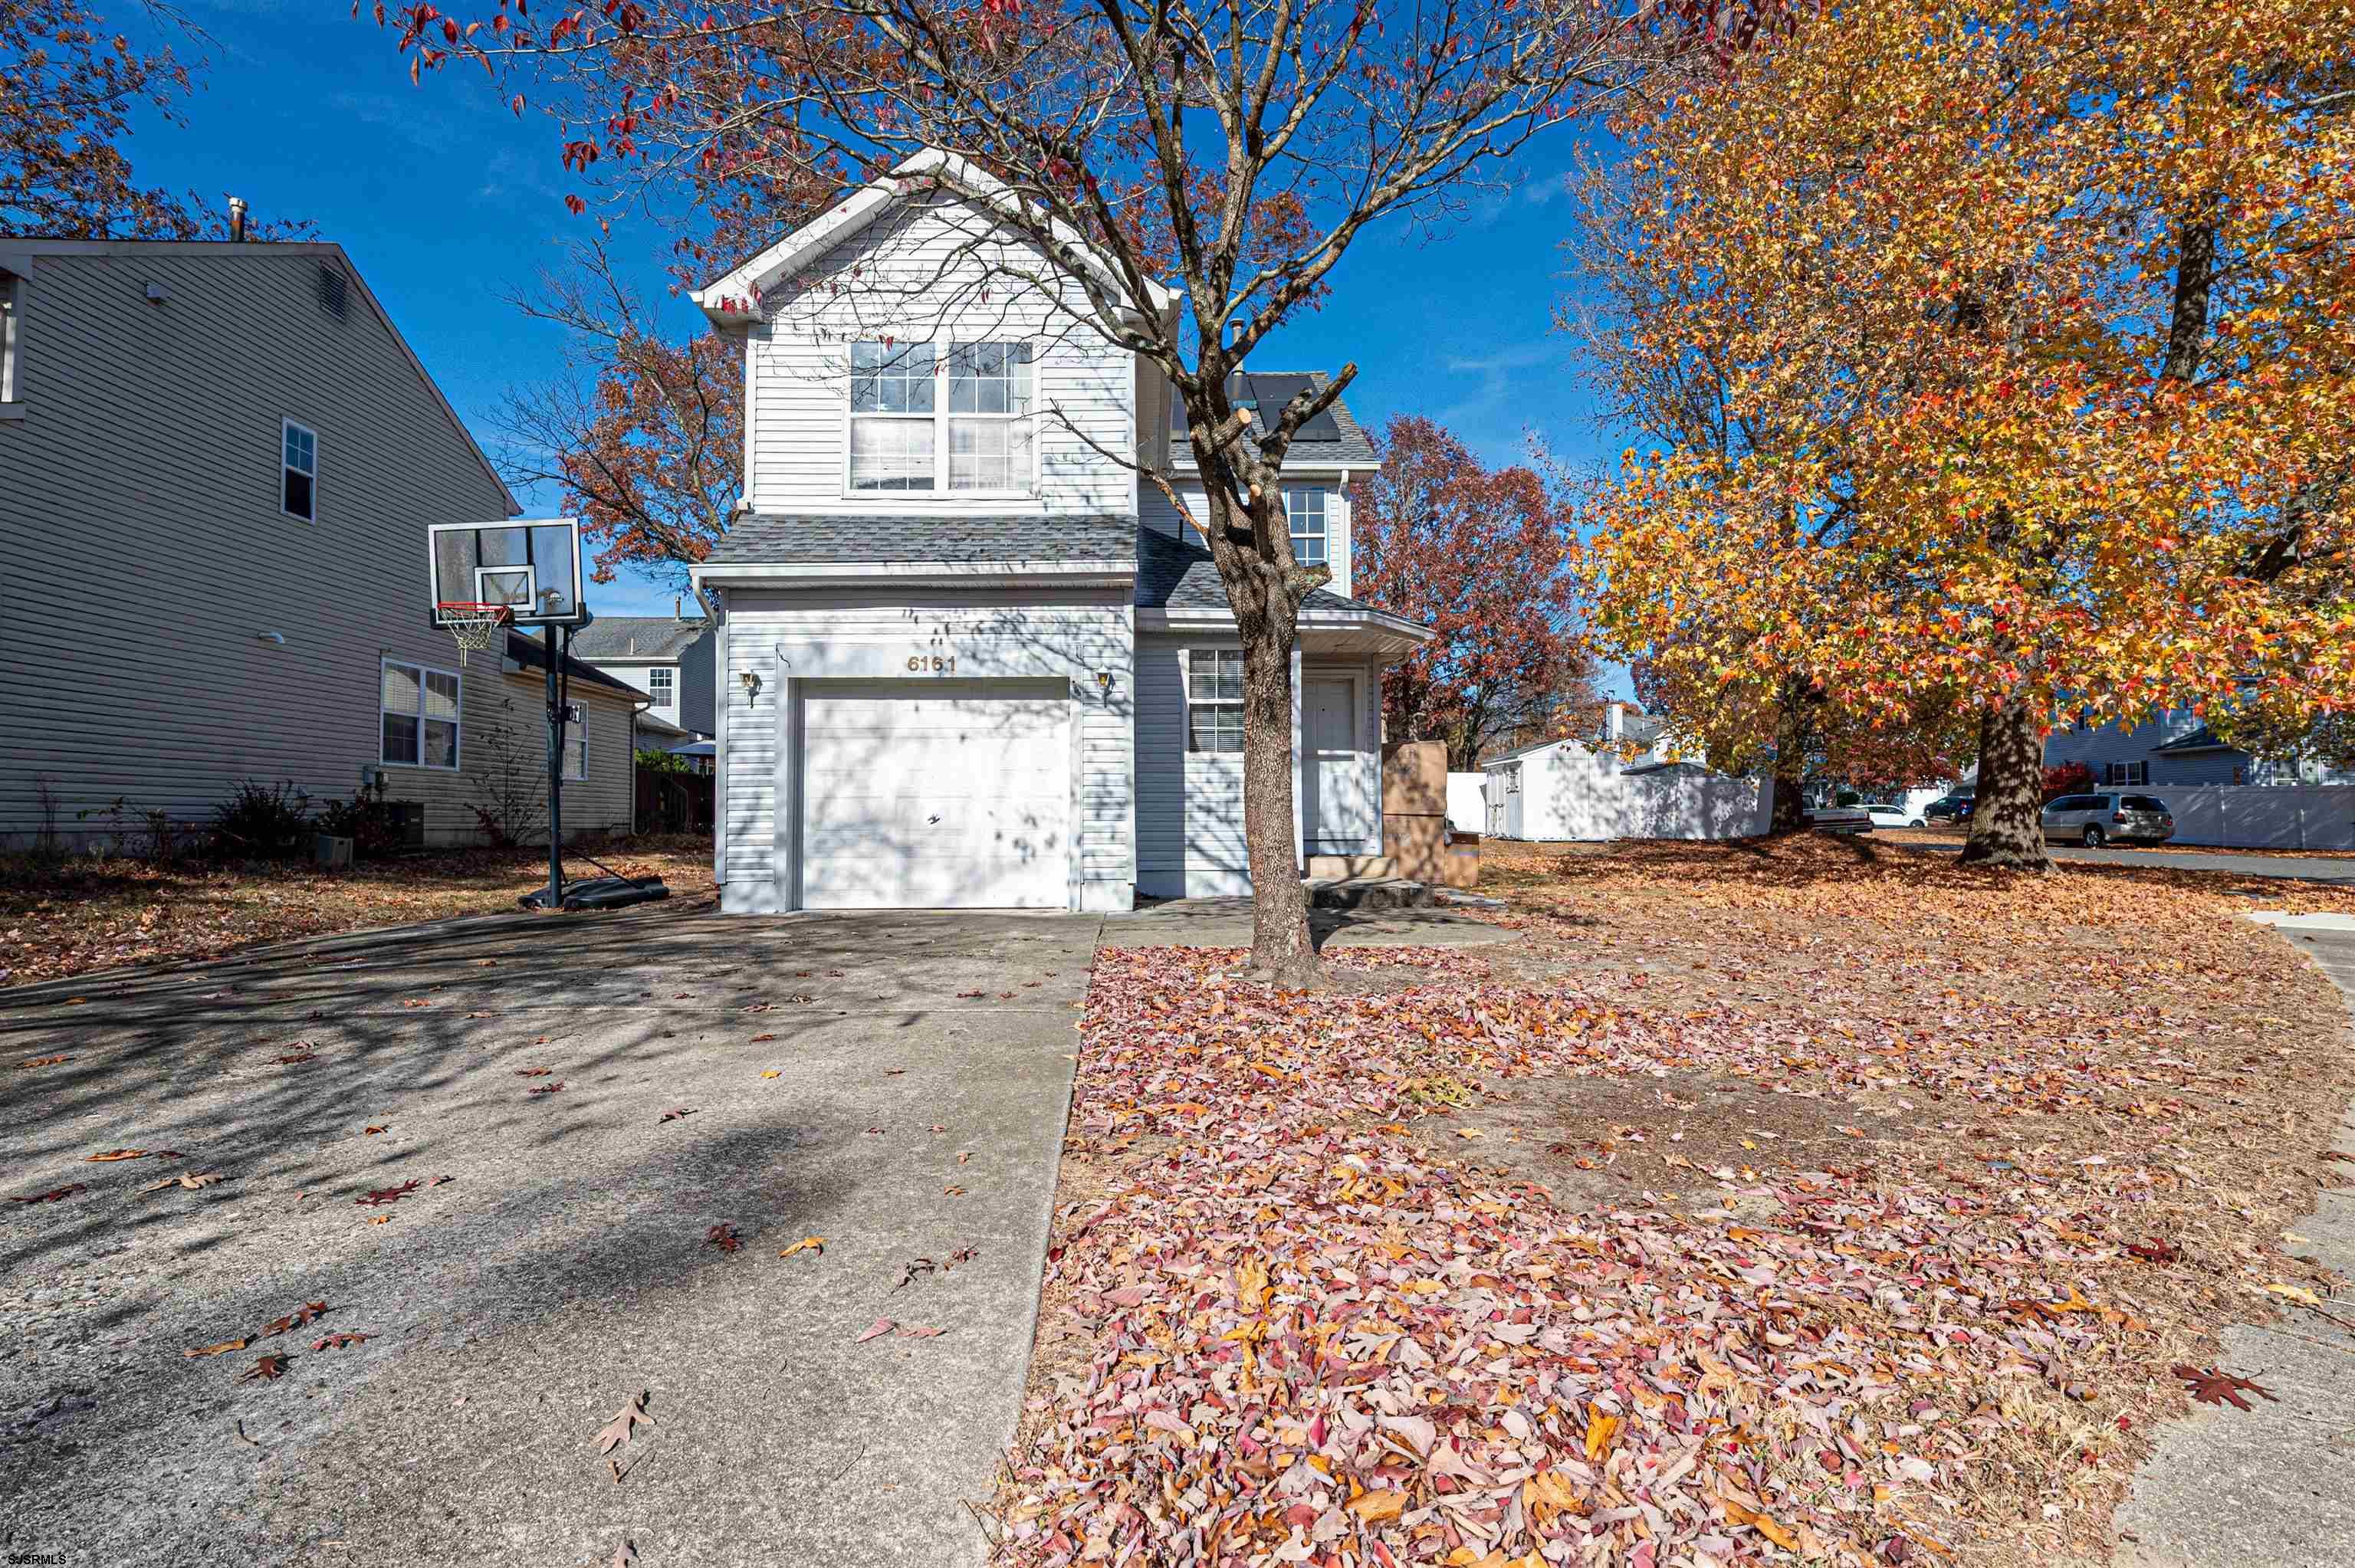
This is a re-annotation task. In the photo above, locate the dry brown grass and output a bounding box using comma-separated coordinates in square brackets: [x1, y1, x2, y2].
[0, 835, 714, 989]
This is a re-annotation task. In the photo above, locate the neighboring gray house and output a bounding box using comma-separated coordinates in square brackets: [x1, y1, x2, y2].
[0, 237, 638, 847]
[684, 152, 1430, 912]
[2044, 710, 2346, 788]
[568, 612, 717, 751]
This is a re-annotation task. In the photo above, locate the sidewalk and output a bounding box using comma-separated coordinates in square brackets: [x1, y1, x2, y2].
[2104, 925, 2355, 1566]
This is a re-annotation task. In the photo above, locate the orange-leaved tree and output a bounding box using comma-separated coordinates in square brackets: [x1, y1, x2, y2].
[1351, 415, 1598, 769]
[1572, 0, 2354, 868]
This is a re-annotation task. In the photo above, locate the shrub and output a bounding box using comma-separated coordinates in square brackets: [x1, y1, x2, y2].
[212, 780, 314, 860]
[316, 782, 407, 861]
[2041, 760, 2096, 804]
[636, 747, 691, 774]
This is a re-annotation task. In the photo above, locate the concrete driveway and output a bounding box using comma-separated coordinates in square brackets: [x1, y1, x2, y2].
[0, 904, 1096, 1567]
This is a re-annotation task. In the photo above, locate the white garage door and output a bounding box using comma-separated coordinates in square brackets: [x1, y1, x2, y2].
[798, 681, 1071, 909]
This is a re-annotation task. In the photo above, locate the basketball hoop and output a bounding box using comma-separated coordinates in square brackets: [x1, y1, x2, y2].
[437, 602, 514, 666]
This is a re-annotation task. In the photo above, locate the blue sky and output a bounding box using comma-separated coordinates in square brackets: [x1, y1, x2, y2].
[117, 2, 1628, 693]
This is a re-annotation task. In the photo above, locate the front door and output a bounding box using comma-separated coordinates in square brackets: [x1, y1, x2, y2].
[1302, 676, 1375, 855]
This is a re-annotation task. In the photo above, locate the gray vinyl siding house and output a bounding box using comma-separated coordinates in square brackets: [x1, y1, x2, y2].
[569, 614, 718, 748]
[685, 153, 1429, 912]
[0, 238, 635, 847]
[2042, 710, 2325, 788]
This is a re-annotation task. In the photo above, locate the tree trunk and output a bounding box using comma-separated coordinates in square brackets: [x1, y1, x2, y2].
[1209, 490, 1321, 989]
[1958, 697, 2051, 870]
[1765, 682, 1813, 835]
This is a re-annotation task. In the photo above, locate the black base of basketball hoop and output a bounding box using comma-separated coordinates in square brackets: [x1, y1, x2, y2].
[519, 874, 671, 912]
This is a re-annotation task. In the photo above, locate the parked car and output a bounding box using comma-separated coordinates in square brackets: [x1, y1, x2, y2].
[1924, 792, 1976, 823]
[1805, 804, 1874, 835]
[1864, 803, 1928, 829]
[2040, 792, 2176, 847]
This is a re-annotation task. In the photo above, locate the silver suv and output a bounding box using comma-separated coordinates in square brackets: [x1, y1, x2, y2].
[2040, 792, 2175, 847]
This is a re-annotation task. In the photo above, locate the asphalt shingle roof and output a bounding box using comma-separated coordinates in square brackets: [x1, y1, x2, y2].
[567, 615, 708, 660]
[1135, 527, 1368, 618]
[703, 513, 1140, 566]
[1170, 371, 1380, 468]
[502, 630, 644, 698]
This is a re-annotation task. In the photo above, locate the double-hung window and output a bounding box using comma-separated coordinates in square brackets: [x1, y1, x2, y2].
[2104, 760, 2148, 786]
[646, 666, 675, 707]
[1186, 648, 1245, 753]
[563, 715, 588, 782]
[382, 659, 461, 769]
[848, 340, 1033, 494]
[1286, 488, 1328, 567]
[283, 418, 318, 520]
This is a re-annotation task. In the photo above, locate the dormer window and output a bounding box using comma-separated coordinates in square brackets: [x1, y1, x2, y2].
[848, 340, 1033, 496]
[1286, 488, 1328, 566]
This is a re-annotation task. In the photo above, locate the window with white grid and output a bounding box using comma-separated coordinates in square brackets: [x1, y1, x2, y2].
[1186, 648, 1245, 754]
[382, 659, 461, 769]
[1286, 488, 1328, 566]
[848, 340, 1033, 494]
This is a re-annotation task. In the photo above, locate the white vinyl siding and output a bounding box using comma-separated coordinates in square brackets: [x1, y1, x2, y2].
[716, 586, 1133, 914]
[747, 196, 1133, 515]
[1136, 635, 1249, 898]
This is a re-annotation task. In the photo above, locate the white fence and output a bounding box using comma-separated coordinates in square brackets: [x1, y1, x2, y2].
[1446, 773, 1487, 835]
[1486, 744, 1772, 841]
[2150, 785, 2355, 851]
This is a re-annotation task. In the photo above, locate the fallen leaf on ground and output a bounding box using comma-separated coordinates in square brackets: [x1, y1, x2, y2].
[310, 1332, 372, 1350]
[707, 1224, 742, 1253]
[366, 1215, 392, 1225]
[527, 1081, 565, 1096]
[428, 1175, 454, 1186]
[258, 1303, 329, 1338]
[2265, 1283, 2326, 1307]
[943, 1185, 967, 1196]
[356, 1180, 422, 1208]
[2175, 1365, 2279, 1411]
[363, 1124, 389, 1135]
[185, 1337, 251, 1359]
[898, 1258, 937, 1289]
[274, 1051, 317, 1065]
[238, 1353, 292, 1383]
[855, 1317, 895, 1343]
[947, 1246, 978, 1269]
[899, 1324, 944, 1338]
[658, 1108, 697, 1124]
[85, 1148, 176, 1163]
[18, 1055, 72, 1069]
[11, 1185, 85, 1204]
[760, 1068, 781, 1078]
[778, 1236, 825, 1258]
[2125, 1238, 2180, 1263]
[515, 1068, 553, 1078]
[595, 1391, 656, 1455]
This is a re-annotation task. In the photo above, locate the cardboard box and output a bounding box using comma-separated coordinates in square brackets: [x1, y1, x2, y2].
[1382, 812, 1480, 888]
[1381, 740, 1447, 817]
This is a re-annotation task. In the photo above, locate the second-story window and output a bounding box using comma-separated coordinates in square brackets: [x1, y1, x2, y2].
[646, 666, 675, 707]
[848, 339, 1033, 495]
[849, 341, 935, 492]
[1286, 487, 1328, 566]
[0, 270, 21, 404]
[282, 418, 318, 520]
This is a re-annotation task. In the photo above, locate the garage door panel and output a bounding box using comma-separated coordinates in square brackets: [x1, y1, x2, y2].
[796, 681, 1072, 910]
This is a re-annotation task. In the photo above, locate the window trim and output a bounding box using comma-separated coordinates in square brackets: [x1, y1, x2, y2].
[1183, 645, 1246, 756]
[379, 657, 463, 773]
[281, 417, 319, 521]
[842, 338, 1038, 500]
[563, 711, 589, 782]
[1286, 487, 1329, 568]
[0, 268, 21, 410]
[2103, 759, 2149, 786]
[645, 665, 675, 707]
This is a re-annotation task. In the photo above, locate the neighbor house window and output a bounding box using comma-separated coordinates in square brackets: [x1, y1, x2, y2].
[2104, 760, 2148, 786]
[282, 418, 318, 519]
[1286, 488, 1328, 567]
[563, 714, 588, 781]
[0, 271, 20, 403]
[382, 659, 461, 769]
[646, 667, 675, 707]
[848, 340, 1033, 494]
[1186, 648, 1245, 753]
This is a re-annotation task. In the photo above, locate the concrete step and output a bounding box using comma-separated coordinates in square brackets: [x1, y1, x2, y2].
[1307, 877, 1434, 912]
[1306, 855, 1395, 880]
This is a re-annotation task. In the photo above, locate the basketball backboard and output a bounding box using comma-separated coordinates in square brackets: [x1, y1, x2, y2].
[428, 520, 587, 628]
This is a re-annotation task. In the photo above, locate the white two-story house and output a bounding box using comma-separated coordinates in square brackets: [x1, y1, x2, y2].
[687, 159, 1430, 912]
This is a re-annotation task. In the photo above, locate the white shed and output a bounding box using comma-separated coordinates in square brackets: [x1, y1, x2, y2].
[1480, 706, 1771, 841]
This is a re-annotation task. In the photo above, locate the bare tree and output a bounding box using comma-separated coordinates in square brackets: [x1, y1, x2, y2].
[386, 0, 1736, 982]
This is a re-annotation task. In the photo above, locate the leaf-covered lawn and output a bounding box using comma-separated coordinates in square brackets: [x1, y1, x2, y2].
[0, 836, 713, 988]
[1001, 838, 2354, 1567]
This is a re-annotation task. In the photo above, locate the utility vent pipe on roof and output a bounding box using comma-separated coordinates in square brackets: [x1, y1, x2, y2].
[228, 196, 248, 243]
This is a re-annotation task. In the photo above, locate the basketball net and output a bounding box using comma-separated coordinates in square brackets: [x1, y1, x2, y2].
[438, 602, 514, 667]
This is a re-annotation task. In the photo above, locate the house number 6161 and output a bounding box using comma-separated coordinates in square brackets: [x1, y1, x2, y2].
[908, 654, 956, 673]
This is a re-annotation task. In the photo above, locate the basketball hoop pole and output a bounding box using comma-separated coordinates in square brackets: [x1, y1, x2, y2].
[543, 623, 568, 909]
